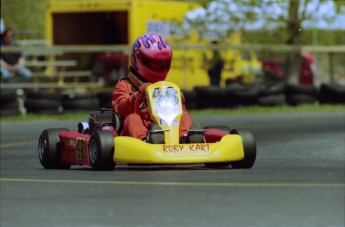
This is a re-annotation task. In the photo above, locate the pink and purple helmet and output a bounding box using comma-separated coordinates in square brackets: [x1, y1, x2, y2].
[131, 33, 172, 83]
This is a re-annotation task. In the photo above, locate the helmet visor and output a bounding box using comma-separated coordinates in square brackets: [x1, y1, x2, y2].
[137, 51, 171, 72]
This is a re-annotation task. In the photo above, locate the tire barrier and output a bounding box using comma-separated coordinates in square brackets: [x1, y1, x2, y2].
[194, 86, 228, 109]
[257, 94, 286, 106]
[1, 89, 25, 117]
[97, 91, 113, 109]
[257, 81, 286, 106]
[2, 83, 344, 117]
[226, 84, 259, 107]
[181, 89, 197, 110]
[285, 84, 318, 106]
[24, 91, 63, 114]
[318, 83, 345, 104]
[62, 92, 100, 111]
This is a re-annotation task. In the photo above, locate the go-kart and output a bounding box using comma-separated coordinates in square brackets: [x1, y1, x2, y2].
[38, 81, 256, 170]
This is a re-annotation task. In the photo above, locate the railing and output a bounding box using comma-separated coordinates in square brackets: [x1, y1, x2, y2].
[1, 44, 344, 90]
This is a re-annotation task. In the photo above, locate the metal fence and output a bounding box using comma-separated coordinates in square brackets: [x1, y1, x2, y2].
[1, 44, 344, 89]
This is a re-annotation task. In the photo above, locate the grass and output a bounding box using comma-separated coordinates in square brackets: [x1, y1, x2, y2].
[1, 104, 344, 122]
[189, 103, 345, 115]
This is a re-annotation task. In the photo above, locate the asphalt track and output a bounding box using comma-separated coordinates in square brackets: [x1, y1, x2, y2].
[1, 111, 344, 227]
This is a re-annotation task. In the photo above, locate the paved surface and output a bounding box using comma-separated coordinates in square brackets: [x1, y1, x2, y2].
[1, 111, 344, 227]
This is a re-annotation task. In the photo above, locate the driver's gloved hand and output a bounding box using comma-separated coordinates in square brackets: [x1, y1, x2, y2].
[139, 82, 151, 93]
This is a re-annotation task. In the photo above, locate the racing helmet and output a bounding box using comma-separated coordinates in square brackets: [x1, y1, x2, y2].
[131, 33, 172, 83]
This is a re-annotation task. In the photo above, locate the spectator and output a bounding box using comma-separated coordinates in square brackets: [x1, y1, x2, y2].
[1, 28, 32, 82]
[299, 51, 318, 86]
[0, 18, 5, 35]
[205, 40, 224, 86]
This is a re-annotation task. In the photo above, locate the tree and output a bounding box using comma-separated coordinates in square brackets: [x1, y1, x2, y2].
[184, 0, 345, 83]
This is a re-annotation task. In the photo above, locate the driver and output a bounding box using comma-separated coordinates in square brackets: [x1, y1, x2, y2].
[112, 33, 193, 142]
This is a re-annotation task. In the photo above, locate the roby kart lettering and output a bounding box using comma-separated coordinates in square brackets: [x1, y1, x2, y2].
[162, 144, 210, 153]
[163, 145, 184, 153]
[189, 144, 210, 152]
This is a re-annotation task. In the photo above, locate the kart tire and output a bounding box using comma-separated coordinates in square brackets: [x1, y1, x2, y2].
[38, 128, 71, 169]
[229, 129, 256, 169]
[89, 131, 115, 170]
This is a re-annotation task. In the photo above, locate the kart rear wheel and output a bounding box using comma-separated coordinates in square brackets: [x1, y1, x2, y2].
[89, 131, 115, 170]
[38, 128, 71, 169]
[230, 129, 256, 169]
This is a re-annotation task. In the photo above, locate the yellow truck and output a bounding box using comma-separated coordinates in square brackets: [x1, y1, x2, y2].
[45, 0, 261, 89]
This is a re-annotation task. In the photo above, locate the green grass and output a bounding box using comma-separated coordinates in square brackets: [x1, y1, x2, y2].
[0, 104, 344, 122]
[189, 104, 345, 115]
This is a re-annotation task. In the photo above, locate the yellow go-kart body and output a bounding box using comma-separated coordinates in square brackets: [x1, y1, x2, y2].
[113, 81, 256, 168]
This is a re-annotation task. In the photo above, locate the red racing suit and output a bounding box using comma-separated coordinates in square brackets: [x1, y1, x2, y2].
[112, 77, 192, 140]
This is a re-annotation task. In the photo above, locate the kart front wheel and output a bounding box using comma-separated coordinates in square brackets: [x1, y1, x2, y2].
[38, 128, 71, 169]
[230, 129, 256, 169]
[89, 131, 115, 170]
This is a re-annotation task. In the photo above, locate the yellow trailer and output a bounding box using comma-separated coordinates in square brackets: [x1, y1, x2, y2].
[45, 0, 261, 89]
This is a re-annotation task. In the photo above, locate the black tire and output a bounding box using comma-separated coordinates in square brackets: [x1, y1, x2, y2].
[62, 98, 100, 111]
[226, 86, 259, 107]
[25, 98, 62, 113]
[257, 94, 286, 106]
[229, 129, 256, 169]
[26, 90, 62, 101]
[38, 128, 71, 169]
[1, 89, 17, 107]
[62, 92, 95, 100]
[259, 81, 286, 96]
[181, 89, 197, 110]
[97, 91, 113, 109]
[318, 83, 345, 104]
[285, 84, 317, 96]
[89, 131, 115, 170]
[286, 94, 316, 106]
[194, 86, 228, 109]
[0, 108, 21, 117]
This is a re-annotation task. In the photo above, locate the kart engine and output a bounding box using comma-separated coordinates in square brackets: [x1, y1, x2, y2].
[78, 108, 121, 134]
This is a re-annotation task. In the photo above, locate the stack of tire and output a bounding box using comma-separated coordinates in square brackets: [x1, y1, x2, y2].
[285, 84, 318, 106]
[97, 91, 113, 109]
[1, 89, 21, 117]
[226, 84, 259, 107]
[257, 81, 286, 106]
[318, 83, 345, 104]
[24, 90, 63, 114]
[181, 89, 197, 110]
[194, 86, 228, 109]
[62, 92, 100, 112]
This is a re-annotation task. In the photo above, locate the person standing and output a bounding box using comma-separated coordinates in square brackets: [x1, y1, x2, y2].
[206, 40, 224, 86]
